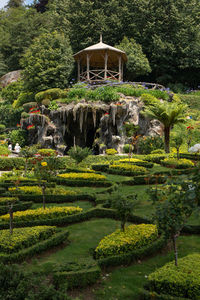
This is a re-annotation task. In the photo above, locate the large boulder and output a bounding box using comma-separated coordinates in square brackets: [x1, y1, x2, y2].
[0, 70, 21, 88]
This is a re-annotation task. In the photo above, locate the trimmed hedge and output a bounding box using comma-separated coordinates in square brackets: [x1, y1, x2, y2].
[160, 158, 194, 169]
[180, 153, 200, 161]
[0, 201, 32, 216]
[0, 157, 25, 170]
[0, 229, 69, 263]
[0, 207, 150, 229]
[14, 193, 96, 203]
[53, 266, 101, 290]
[54, 178, 112, 187]
[147, 253, 200, 299]
[95, 224, 158, 259]
[92, 164, 109, 172]
[139, 288, 189, 300]
[122, 175, 166, 185]
[107, 168, 147, 176]
[97, 232, 166, 268]
[118, 158, 154, 168]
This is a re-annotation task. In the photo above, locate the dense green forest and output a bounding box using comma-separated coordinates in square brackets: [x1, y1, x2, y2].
[0, 0, 200, 89]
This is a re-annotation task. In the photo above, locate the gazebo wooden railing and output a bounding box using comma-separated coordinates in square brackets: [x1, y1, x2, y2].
[80, 69, 121, 81]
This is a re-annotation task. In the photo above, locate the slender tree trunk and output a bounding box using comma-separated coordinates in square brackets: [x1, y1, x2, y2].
[121, 220, 125, 232]
[164, 126, 170, 153]
[42, 185, 46, 210]
[177, 147, 180, 160]
[9, 204, 13, 235]
[172, 235, 178, 266]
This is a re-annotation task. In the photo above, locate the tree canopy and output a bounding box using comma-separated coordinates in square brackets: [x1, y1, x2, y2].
[20, 31, 74, 92]
[0, 0, 200, 87]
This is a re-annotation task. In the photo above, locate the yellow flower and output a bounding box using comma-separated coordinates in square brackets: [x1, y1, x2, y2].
[41, 162, 47, 167]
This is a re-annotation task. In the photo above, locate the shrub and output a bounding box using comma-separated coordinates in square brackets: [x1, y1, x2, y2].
[0, 124, 6, 133]
[137, 136, 164, 154]
[95, 224, 158, 258]
[108, 163, 147, 175]
[13, 92, 35, 108]
[147, 253, 200, 299]
[106, 149, 118, 155]
[37, 149, 57, 157]
[1, 80, 23, 104]
[35, 88, 65, 104]
[9, 186, 77, 196]
[57, 173, 106, 181]
[118, 158, 153, 168]
[151, 149, 165, 154]
[0, 226, 56, 253]
[140, 93, 159, 105]
[123, 144, 134, 153]
[160, 158, 194, 169]
[0, 206, 83, 222]
[0, 145, 10, 156]
[68, 146, 92, 164]
[9, 129, 27, 147]
[67, 87, 87, 99]
[86, 86, 120, 103]
[0, 197, 19, 206]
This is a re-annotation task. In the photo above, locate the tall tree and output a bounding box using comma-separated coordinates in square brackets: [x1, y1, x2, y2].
[0, 53, 7, 77]
[116, 37, 151, 80]
[6, 0, 24, 8]
[144, 102, 186, 153]
[21, 31, 74, 92]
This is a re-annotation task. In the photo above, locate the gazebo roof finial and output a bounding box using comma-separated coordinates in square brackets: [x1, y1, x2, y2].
[100, 33, 102, 43]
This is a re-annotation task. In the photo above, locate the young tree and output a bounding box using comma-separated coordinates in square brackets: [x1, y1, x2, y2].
[144, 102, 187, 153]
[115, 37, 151, 80]
[21, 31, 74, 92]
[32, 150, 57, 209]
[20, 145, 38, 176]
[170, 125, 185, 159]
[112, 193, 138, 232]
[152, 177, 197, 266]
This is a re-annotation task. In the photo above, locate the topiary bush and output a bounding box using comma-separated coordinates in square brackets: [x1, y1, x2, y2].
[106, 148, 118, 155]
[95, 224, 158, 258]
[147, 253, 200, 299]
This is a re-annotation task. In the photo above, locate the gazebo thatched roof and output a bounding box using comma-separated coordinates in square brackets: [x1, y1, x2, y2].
[74, 41, 127, 68]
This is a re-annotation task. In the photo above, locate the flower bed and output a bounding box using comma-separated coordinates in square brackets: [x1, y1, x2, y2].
[160, 158, 194, 169]
[0, 206, 82, 222]
[107, 163, 147, 176]
[57, 173, 106, 181]
[0, 226, 56, 253]
[147, 253, 200, 299]
[118, 158, 154, 168]
[95, 224, 158, 259]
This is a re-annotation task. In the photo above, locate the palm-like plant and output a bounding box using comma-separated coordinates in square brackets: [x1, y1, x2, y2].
[144, 102, 187, 153]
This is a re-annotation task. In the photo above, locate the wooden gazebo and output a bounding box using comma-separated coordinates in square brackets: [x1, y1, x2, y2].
[73, 36, 127, 82]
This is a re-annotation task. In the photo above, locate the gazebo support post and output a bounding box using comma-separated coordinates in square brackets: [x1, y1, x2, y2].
[118, 55, 122, 82]
[77, 59, 80, 82]
[121, 61, 124, 82]
[87, 53, 90, 81]
[104, 52, 108, 80]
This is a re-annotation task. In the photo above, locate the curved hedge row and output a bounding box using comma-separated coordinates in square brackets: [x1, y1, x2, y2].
[0, 201, 32, 216]
[14, 193, 96, 204]
[95, 224, 158, 259]
[54, 178, 112, 187]
[147, 253, 200, 299]
[0, 206, 150, 229]
[0, 229, 69, 263]
[97, 232, 167, 268]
